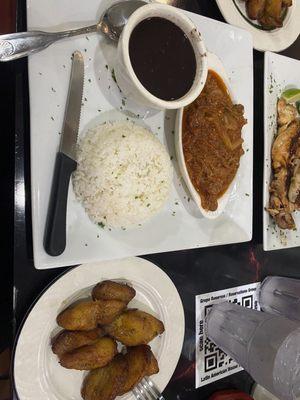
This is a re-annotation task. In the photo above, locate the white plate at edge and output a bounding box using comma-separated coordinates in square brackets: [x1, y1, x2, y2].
[13, 257, 185, 400]
[27, 2, 253, 269]
[263, 51, 300, 251]
[216, 0, 300, 52]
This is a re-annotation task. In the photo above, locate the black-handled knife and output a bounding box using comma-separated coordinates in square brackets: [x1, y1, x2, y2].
[44, 51, 84, 256]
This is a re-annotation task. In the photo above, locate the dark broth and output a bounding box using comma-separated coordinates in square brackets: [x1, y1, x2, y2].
[129, 17, 196, 101]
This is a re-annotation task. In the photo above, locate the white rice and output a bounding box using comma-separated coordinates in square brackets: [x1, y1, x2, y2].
[73, 121, 172, 228]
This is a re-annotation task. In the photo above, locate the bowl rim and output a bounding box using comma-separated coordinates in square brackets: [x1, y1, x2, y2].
[175, 52, 242, 219]
[119, 2, 208, 110]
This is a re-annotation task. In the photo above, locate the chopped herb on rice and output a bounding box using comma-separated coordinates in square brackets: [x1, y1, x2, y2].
[73, 121, 172, 229]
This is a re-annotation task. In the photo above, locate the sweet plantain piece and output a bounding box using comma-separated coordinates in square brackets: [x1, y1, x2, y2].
[118, 345, 158, 395]
[82, 354, 128, 400]
[104, 309, 165, 346]
[92, 280, 136, 304]
[97, 299, 127, 325]
[57, 299, 126, 330]
[146, 349, 159, 375]
[52, 328, 104, 357]
[246, 0, 266, 19]
[57, 300, 100, 331]
[265, 0, 283, 18]
[258, 0, 284, 27]
[59, 337, 117, 370]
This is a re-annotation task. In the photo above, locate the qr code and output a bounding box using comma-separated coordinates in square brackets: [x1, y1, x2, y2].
[203, 294, 254, 373]
[196, 283, 260, 388]
[204, 338, 234, 372]
[229, 295, 254, 309]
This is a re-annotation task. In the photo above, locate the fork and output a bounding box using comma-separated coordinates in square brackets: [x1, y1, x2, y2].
[133, 377, 165, 400]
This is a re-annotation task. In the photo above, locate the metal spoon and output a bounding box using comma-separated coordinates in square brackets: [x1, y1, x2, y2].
[0, 0, 146, 62]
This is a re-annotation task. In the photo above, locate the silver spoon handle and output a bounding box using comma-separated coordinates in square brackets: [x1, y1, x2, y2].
[0, 25, 97, 62]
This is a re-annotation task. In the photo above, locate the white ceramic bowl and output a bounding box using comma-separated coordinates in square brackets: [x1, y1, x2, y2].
[175, 52, 241, 219]
[114, 3, 208, 110]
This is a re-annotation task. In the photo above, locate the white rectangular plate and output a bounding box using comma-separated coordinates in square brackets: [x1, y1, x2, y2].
[263, 51, 300, 251]
[27, 1, 253, 269]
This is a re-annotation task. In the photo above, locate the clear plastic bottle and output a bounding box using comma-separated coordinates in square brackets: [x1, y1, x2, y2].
[259, 276, 300, 322]
[206, 302, 300, 400]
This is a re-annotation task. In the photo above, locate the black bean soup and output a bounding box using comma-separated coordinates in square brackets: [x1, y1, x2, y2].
[129, 17, 196, 101]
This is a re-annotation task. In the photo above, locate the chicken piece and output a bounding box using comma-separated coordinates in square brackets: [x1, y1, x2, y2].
[104, 309, 165, 346]
[269, 168, 290, 206]
[289, 159, 300, 204]
[288, 129, 300, 207]
[267, 203, 296, 229]
[272, 121, 299, 169]
[246, 0, 266, 19]
[277, 98, 297, 127]
[118, 346, 159, 396]
[282, 0, 292, 6]
[57, 299, 126, 331]
[59, 337, 117, 370]
[82, 354, 128, 400]
[51, 328, 104, 357]
[92, 280, 136, 304]
[268, 101, 300, 230]
[268, 165, 296, 229]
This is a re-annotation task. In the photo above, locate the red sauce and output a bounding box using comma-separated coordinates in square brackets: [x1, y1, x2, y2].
[182, 70, 246, 211]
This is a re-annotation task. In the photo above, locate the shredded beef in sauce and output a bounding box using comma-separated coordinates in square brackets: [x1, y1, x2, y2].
[183, 70, 247, 211]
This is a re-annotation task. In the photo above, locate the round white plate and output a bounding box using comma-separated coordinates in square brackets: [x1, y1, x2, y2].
[215, 0, 300, 52]
[13, 257, 185, 400]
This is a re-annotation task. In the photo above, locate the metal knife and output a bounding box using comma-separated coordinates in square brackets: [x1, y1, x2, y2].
[44, 51, 84, 256]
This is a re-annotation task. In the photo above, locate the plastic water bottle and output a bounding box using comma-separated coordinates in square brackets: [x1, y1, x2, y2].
[206, 302, 300, 400]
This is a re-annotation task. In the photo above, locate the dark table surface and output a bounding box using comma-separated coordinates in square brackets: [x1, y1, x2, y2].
[5, 0, 300, 399]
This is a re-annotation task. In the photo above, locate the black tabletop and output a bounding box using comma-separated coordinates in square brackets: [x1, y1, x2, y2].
[6, 0, 300, 399]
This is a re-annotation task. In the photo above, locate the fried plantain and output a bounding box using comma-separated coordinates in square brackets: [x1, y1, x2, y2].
[146, 349, 159, 375]
[258, 0, 284, 27]
[59, 337, 117, 370]
[97, 299, 127, 325]
[118, 345, 159, 395]
[104, 309, 165, 346]
[82, 354, 128, 400]
[92, 280, 136, 304]
[52, 327, 104, 357]
[246, 0, 266, 19]
[57, 299, 126, 330]
[57, 300, 100, 331]
[264, 0, 283, 18]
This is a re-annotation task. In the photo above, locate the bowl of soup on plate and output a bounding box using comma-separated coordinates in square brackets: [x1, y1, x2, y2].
[115, 3, 208, 110]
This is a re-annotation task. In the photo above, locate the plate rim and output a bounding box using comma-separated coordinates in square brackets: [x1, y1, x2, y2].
[12, 257, 185, 400]
[11, 264, 73, 399]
